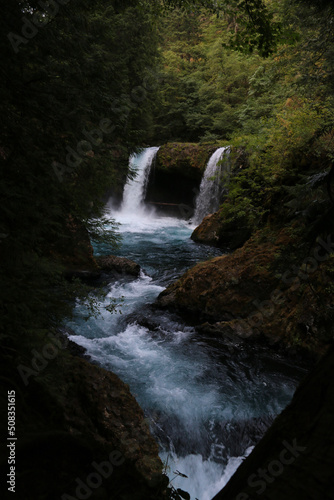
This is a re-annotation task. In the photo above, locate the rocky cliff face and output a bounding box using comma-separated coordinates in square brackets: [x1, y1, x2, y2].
[155, 143, 217, 177]
[145, 142, 217, 216]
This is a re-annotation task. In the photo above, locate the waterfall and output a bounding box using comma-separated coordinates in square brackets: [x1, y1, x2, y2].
[120, 146, 159, 215]
[193, 146, 229, 225]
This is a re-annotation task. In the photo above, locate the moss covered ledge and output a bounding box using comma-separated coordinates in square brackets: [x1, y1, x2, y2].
[155, 142, 218, 180]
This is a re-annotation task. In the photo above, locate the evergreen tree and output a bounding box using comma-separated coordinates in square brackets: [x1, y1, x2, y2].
[153, 7, 261, 142]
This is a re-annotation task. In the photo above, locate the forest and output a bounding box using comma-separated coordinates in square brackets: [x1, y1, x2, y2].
[1, 0, 334, 499]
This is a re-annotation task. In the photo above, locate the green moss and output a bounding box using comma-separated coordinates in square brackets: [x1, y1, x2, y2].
[155, 142, 220, 179]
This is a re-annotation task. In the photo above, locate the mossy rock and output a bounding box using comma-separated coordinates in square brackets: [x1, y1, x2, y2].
[96, 255, 141, 277]
[155, 142, 219, 180]
[191, 209, 252, 250]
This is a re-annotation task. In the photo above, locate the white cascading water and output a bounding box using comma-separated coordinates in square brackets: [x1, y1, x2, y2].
[67, 147, 306, 500]
[120, 146, 159, 215]
[193, 146, 229, 225]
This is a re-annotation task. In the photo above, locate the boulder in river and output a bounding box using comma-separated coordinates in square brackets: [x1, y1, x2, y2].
[96, 255, 141, 277]
[7, 338, 169, 500]
[191, 208, 252, 250]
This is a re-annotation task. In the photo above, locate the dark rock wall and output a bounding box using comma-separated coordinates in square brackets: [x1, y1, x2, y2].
[1, 334, 169, 500]
[145, 143, 218, 215]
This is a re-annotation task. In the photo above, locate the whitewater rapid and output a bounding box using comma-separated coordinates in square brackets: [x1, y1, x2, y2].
[67, 149, 306, 499]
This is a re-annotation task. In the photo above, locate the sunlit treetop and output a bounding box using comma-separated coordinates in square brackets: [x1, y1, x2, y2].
[144, 0, 281, 57]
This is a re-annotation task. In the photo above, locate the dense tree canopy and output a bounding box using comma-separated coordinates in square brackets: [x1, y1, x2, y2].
[151, 0, 334, 234]
[153, 8, 262, 142]
[0, 0, 160, 339]
[0, 0, 288, 372]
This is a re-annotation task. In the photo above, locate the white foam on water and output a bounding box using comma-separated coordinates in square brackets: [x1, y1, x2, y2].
[161, 446, 254, 500]
[107, 272, 164, 302]
[111, 212, 196, 234]
[67, 147, 304, 500]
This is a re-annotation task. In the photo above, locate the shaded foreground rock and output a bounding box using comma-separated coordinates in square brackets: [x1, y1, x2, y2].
[63, 255, 141, 283]
[96, 254, 141, 277]
[1, 335, 169, 500]
[213, 345, 334, 500]
[52, 215, 98, 272]
[51, 217, 141, 280]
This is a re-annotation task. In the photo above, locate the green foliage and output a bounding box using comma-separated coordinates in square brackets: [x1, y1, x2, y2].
[85, 215, 122, 248]
[217, 0, 334, 237]
[153, 8, 261, 142]
[225, 92, 334, 233]
[156, 0, 281, 57]
[74, 284, 124, 320]
[221, 0, 281, 57]
[218, 160, 269, 230]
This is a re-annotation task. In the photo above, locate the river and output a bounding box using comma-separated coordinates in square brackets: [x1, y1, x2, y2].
[67, 148, 307, 500]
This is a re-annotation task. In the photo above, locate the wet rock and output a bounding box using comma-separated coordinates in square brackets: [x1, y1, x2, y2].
[191, 209, 252, 250]
[157, 228, 333, 355]
[9, 349, 169, 500]
[197, 320, 255, 341]
[96, 255, 141, 277]
[157, 234, 277, 324]
[155, 142, 217, 179]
